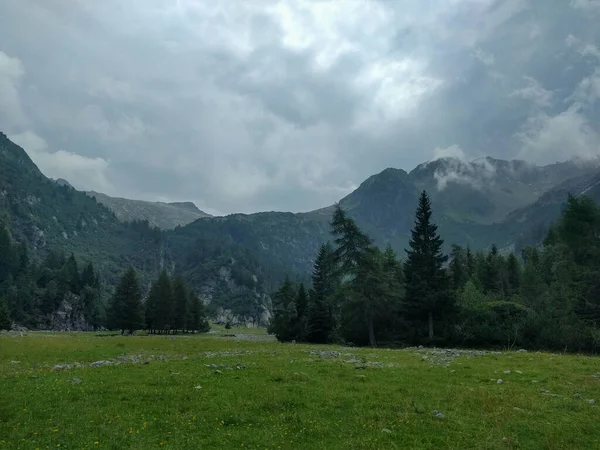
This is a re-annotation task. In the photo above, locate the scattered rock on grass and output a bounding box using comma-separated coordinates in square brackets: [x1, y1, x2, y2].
[90, 360, 112, 368]
[588, 399, 596, 404]
[194, 385, 202, 390]
[432, 410, 445, 419]
[309, 350, 341, 359]
[71, 378, 82, 385]
[497, 379, 504, 384]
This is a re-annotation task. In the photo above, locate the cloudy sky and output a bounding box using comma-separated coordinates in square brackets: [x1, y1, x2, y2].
[1, 1, 599, 215]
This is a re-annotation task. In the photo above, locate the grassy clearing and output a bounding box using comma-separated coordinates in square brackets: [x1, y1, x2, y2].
[1, 329, 599, 450]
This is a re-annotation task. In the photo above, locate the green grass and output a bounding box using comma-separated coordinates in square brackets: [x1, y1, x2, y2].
[1, 330, 599, 450]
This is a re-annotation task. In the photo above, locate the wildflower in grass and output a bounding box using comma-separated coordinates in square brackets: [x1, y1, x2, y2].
[94, 442, 99, 445]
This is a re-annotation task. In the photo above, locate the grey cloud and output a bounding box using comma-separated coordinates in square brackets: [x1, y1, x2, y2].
[1, 0, 599, 214]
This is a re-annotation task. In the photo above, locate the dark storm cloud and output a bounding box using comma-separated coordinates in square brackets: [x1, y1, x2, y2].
[1, 0, 599, 214]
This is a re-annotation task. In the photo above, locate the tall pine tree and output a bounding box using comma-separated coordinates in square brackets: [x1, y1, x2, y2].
[0, 296, 11, 330]
[268, 276, 298, 342]
[331, 205, 385, 347]
[404, 191, 452, 341]
[108, 267, 144, 334]
[172, 276, 189, 333]
[307, 243, 338, 344]
[294, 283, 308, 340]
[145, 270, 173, 334]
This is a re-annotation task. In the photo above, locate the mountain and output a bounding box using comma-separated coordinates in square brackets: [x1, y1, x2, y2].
[4, 131, 600, 323]
[498, 169, 600, 249]
[54, 178, 74, 189]
[0, 133, 273, 323]
[86, 191, 212, 230]
[0, 132, 163, 287]
[409, 156, 600, 224]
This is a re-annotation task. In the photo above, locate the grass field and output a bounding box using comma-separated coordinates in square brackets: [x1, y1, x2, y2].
[1, 328, 599, 450]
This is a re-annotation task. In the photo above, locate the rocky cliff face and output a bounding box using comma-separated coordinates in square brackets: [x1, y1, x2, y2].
[49, 293, 92, 332]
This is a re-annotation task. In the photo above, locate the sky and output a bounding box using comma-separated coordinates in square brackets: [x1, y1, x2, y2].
[1, 0, 599, 215]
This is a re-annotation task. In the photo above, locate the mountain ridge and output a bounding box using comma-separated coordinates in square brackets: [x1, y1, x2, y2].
[86, 191, 212, 230]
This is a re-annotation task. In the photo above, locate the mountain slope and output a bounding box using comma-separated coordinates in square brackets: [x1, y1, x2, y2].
[409, 157, 600, 224]
[0, 133, 277, 321]
[0, 132, 165, 287]
[498, 169, 600, 249]
[87, 191, 212, 230]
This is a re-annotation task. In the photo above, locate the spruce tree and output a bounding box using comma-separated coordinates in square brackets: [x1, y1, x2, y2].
[189, 293, 210, 332]
[465, 247, 475, 279]
[268, 277, 298, 341]
[307, 243, 337, 344]
[0, 225, 18, 281]
[110, 267, 144, 334]
[172, 276, 189, 333]
[404, 191, 452, 341]
[0, 296, 11, 330]
[378, 245, 405, 340]
[65, 254, 81, 293]
[81, 262, 99, 289]
[482, 245, 503, 294]
[506, 253, 521, 295]
[185, 289, 197, 332]
[294, 283, 308, 339]
[330, 205, 384, 346]
[157, 271, 174, 333]
[449, 245, 468, 291]
[146, 270, 173, 334]
[331, 205, 372, 273]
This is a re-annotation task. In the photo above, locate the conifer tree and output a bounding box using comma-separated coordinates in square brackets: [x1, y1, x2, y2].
[449, 245, 468, 290]
[0, 225, 18, 281]
[294, 283, 308, 339]
[109, 267, 144, 334]
[172, 276, 189, 333]
[268, 276, 298, 341]
[188, 293, 210, 333]
[506, 253, 521, 295]
[81, 262, 99, 289]
[307, 243, 337, 344]
[465, 247, 475, 279]
[404, 191, 452, 341]
[482, 245, 503, 294]
[330, 205, 384, 346]
[378, 244, 405, 339]
[145, 270, 173, 334]
[65, 254, 81, 293]
[0, 296, 11, 330]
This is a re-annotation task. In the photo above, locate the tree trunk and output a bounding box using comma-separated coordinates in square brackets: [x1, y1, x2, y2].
[428, 311, 434, 340]
[367, 315, 377, 347]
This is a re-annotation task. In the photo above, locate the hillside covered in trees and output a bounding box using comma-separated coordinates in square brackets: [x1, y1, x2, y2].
[270, 192, 600, 352]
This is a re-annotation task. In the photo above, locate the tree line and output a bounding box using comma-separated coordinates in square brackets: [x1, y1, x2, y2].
[107, 268, 210, 335]
[0, 224, 103, 330]
[0, 223, 210, 334]
[269, 191, 600, 352]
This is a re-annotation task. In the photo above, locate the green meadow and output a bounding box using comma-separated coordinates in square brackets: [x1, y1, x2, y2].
[1, 328, 599, 450]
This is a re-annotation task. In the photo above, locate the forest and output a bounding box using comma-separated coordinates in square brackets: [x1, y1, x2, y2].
[269, 191, 600, 352]
[0, 224, 209, 334]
